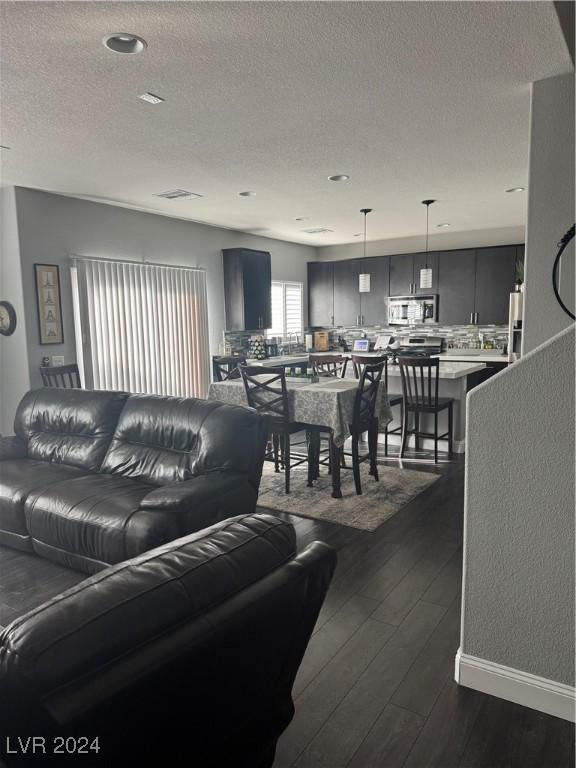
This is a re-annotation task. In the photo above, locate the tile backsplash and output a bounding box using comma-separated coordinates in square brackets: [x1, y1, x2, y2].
[222, 323, 509, 355]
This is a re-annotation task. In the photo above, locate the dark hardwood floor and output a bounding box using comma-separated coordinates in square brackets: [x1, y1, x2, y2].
[1, 448, 573, 768]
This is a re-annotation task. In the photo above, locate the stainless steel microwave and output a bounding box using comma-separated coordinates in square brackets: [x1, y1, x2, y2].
[388, 295, 438, 325]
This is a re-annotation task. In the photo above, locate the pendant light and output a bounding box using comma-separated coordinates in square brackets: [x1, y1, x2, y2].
[358, 208, 373, 293]
[420, 199, 436, 290]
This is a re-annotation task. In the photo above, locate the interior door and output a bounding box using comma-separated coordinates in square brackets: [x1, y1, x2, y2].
[333, 260, 362, 325]
[474, 246, 516, 325]
[308, 262, 334, 327]
[360, 256, 389, 325]
[437, 249, 476, 325]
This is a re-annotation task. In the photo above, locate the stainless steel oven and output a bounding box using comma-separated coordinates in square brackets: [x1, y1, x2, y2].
[388, 294, 438, 325]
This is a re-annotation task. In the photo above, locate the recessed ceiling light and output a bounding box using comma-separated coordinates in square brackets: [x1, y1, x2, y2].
[506, 187, 525, 193]
[155, 189, 203, 200]
[138, 92, 164, 105]
[103, 33, 147, 54]
[437, 223, 450, 228]
[328, 174, 350, 182]
[239, 191, 256, 197]
[0, 145, 10, 150]
[294, 217, 309, 221]
[353, 233, 362, 237]
[301, 227, 334, 234]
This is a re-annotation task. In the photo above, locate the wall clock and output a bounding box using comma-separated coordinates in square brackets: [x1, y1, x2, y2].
[0, 301, 17, 336]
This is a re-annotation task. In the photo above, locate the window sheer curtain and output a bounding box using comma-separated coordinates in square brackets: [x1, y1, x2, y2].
[71, 258, 210, 398]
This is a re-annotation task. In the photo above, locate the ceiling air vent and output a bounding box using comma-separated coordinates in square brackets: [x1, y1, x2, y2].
[301, 227, 334, 234]
[155, 189, 203, 200]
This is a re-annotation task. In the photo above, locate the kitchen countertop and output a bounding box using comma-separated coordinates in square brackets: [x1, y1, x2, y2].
[246, 354, 485, 380]
[433, 352, 510, 364]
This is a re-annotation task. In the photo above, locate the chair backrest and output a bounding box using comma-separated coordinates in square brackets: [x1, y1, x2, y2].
[352, 355, 388, 390]
[309, 354, 348, 378]
[240, 365, 290, 424]
[352, 360, 384, 432]
[398, 356, 440, 409]
[40, 363, 81, 388]
[212, 356, 246, 382]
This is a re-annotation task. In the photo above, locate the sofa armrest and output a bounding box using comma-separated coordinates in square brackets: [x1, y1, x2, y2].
[140, 471, 252, 513]
[0, 436, 27, 461]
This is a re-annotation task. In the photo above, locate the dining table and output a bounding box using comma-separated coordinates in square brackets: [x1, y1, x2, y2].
[208, 376, 392, 498]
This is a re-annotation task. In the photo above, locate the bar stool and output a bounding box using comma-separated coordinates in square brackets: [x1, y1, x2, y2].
[397, 356, 453, 462]
[352, 354, 403, 456]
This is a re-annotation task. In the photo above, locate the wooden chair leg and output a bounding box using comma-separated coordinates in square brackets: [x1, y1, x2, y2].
[273, 433, 280, 472]
[448, 403, 453, 456]
[415, 412, 420, 452]
[384, 422, 389, 456]
[369, 418, 379, 481]
[434, 412, 438, 463]
[307, 432, 315, 487]
[351, 433, 362, 495]
[400, 409, 409, 458]
[284, 432, 291, 494]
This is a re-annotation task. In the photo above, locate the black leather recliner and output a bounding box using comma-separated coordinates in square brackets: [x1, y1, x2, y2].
[0, 388, 268, 573]
[0, 513, 337, 767]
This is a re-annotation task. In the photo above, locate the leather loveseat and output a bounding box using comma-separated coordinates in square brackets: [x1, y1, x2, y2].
[0, 513, 337, 768]
[0, 388, 268, 573]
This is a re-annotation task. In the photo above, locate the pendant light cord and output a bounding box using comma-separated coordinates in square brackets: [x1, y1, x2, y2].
[360, 208, 372, 260]
[421, 199, 436, 269]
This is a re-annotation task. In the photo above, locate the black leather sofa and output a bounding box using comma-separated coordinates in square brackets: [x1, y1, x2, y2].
[0, 388, 268, 573]
[0, 513, 337, 767]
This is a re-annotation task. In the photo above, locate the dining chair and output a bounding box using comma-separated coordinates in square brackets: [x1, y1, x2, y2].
[398, 356, 453, 462]
[239, 365, 315, 494]
[309, 353, 348, 378]
[212, 355, 246, 382]
[352, 354, 403, 456]
[40, 363, 81, 388]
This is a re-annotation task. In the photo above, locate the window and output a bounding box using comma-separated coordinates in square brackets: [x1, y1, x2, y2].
[71, 257, 210, 398]
[267, 281, 304, 340]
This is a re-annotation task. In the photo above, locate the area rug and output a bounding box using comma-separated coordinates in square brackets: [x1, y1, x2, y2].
[257, 461, 439, 531]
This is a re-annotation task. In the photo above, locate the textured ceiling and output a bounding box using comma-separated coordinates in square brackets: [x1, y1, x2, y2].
[0, 1, 572, 246]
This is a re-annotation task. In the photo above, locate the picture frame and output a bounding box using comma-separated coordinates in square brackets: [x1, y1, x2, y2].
[34, 263, 64, 345]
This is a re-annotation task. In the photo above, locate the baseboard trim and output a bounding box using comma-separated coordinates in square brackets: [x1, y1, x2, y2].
[455, 648, 575, 722]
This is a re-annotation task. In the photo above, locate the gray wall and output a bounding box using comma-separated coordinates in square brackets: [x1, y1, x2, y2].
[461, 325, 575, 685]
[13, 188, 316, 390]
[317, 225, 525, 262]
[522, 73, 575, 353]
[0, 187, 30, 435]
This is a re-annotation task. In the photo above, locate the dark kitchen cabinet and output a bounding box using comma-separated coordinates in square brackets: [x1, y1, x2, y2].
[223, 248, 271, 331]
[474, 247, 516, 325]
[437, 249, 477, 325]
[360, 256, 389, 325]
[389, 254, 416, 296]
[308, 261, 334, 327]
[333, 260, 362, 326]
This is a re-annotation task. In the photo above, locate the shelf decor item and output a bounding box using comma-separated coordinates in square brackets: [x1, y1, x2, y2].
[248, 335, 267, 360]
[34, 263, 63, 344]
[0, 300, 17, 336]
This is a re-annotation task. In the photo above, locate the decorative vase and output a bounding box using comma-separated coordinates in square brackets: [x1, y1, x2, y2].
[248, 335, 267, 360]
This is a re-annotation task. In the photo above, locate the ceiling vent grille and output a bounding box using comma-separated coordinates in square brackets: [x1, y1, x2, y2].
[155, 189, 203, 200]
[301, 227, 334, 234]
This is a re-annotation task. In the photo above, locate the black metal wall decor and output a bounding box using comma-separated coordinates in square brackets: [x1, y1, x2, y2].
[552, 224, 575, 320]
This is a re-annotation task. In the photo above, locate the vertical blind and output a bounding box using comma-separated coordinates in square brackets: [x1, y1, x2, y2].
[268, 281, 303, 339]
[71, 258, 210, 398]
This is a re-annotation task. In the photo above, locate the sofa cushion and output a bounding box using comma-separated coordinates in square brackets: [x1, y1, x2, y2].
[0, 460, 87, 551]
[101, 394, 267, 487]
[24, 473, 170, 571]
[15, 388, 129, 472]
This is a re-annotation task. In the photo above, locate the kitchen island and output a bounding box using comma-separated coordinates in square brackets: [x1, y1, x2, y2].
[244, 353, 484, 454]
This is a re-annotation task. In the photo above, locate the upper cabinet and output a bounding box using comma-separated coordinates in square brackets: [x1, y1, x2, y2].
[474, 246, 516, 325]
[308, 262, 334, 327]
[223, 248, 272, 331]
[437, 249, 477, 325]
[389, 252, 439, 295]
[333, 260, 362, 326]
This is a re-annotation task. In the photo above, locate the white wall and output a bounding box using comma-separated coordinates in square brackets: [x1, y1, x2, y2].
[0, 187, 30, 434]
[317, 225, 525, 262]
[13, 188, 316, 391]
[522, 73, 575, 353]
[461, 325, 575, 687]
